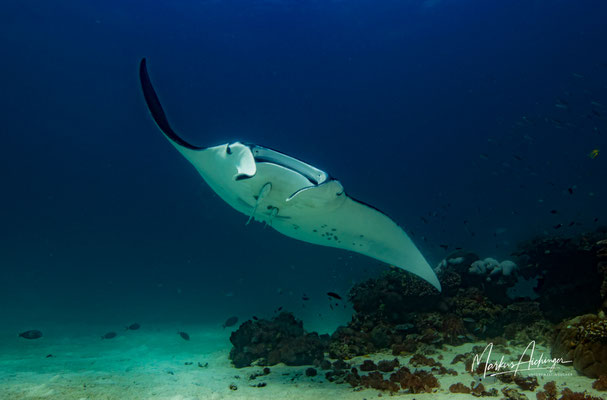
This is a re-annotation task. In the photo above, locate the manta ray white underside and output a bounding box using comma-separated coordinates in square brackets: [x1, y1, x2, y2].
[139, 58, 441, 291]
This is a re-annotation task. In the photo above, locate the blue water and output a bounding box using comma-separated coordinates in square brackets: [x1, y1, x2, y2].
[1, 0, 606, 329]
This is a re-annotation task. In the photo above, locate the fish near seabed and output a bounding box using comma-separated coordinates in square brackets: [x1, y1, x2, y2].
[101, 332, 117, 339]
[223, 316, 238, 328]
[19, 330, 43, 340]
[138, 58, 441, 291]
[126, 322, 141, 330]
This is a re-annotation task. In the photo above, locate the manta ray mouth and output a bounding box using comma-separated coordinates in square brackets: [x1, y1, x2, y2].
[234, 173, 255, 181]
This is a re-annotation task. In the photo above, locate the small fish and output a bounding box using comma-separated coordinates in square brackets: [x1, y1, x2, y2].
[395, 323, 415, 331]
[302, 295, 310, 301]
[568, 221, 575, 227]
[420, 217, 428, 224]
[568, 188, 573, 195]
[462, 318, 476, 323]
[549, 118, 566, 128]
[550, 209, 558, 214]
[589, 149, 600, 159]
[101, 332, 117, 340]
[19, 330, 43, 340]
[178, 331, 190, 341]
[275, 306, 283, 312]
[554, 223, 563, 229]
[223, 316, 238, 328]
[126, 323, 140, 331]
[327, 292, 342, 300]
[252, 316, 259, 321]
[439, 244, 449, 250]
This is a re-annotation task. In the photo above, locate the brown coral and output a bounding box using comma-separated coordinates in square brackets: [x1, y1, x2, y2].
[441, 314, 468, 344]
[389, 367, 439, 393]
[449, 382, 471, 393]
[409, 353, 440, 367]
[360, 371, 399, 392]
[377, 358, 399, 372]
[551, 314, 607, 378]
[544, 381, 557, 398]
[559, 387, 604, 400]
[592, 375, 607, 391]
[502, 387, 529, 400]
[359, 359, 377, 371]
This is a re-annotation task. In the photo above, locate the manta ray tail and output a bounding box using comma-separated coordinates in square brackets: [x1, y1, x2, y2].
[139, 58, 202, 151]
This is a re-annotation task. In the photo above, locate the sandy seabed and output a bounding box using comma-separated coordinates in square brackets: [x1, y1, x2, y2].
[0, 324, 603, 400]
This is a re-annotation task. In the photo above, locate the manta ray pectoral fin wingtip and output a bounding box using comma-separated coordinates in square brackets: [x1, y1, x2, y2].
[396, 248, 441, 292]
[420, 266, 441, 292]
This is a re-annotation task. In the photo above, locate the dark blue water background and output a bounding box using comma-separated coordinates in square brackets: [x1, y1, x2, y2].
[1, 0, 606, 331]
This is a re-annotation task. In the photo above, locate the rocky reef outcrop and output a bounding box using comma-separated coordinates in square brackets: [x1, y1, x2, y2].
[229, 312, 329, 368]
[328, 266, 553, 360]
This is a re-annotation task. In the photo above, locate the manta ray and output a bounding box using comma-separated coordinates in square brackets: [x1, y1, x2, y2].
[139, 58, 441, 291]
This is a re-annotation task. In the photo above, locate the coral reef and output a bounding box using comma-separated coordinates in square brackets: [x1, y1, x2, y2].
[513, 231, 606, 322]
[449, 382, 471, 393]
[551, 313, 607, 378]
[469, 257, 518, 277]
[377, 358, 400, 372]
[502, 387, 528, 400]
[359, 360, 377, 371]
[502, 302, 553, 345]
[388, 366, 439, 393]
[229, 312, 328, 368]
[558, 388, 603, 400]
[497, 374, 539, 391]
[592, 375, 607, 391]
[598, 239, 607, 312]
[338, 359, 440, 394]
[532, 380, 602, 400]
